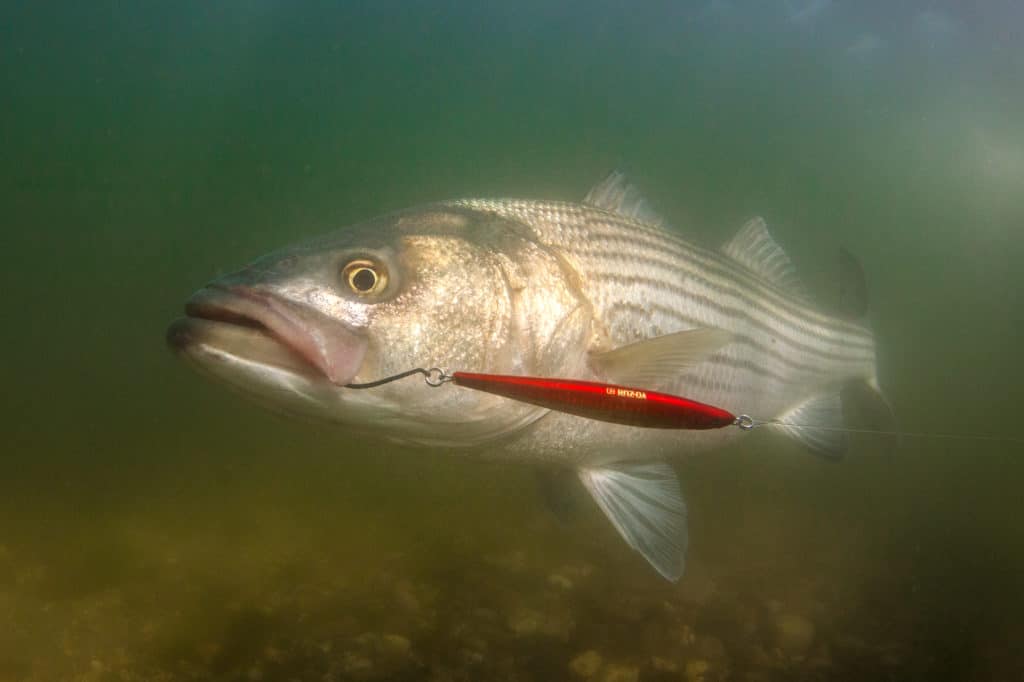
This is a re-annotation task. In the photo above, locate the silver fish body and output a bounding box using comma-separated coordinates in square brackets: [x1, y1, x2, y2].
[446, 197, 878, 465]
[168, 173, 883, 580]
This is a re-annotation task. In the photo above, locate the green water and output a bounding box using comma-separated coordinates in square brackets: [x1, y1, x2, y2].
[3, 2, 1023, 680]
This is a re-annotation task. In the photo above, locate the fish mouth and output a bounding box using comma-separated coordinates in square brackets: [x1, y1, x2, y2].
[167, 285, 367, 386]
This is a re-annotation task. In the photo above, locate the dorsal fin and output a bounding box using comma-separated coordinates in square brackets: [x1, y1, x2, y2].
[722, 217, 810, 301]
[583, 171, 666, 227]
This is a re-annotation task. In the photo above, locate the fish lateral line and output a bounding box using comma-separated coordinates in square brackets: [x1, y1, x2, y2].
[347, 367, 1022, 445]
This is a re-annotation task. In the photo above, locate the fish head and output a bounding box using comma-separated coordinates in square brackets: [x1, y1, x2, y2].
[167, 204, 589, 446]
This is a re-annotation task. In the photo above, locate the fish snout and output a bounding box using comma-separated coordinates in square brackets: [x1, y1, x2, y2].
[171, 284, 368, 386]
[166, 317, 197, 352]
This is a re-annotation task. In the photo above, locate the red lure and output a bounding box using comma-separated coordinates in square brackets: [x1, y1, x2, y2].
[451, 371, 737, 430]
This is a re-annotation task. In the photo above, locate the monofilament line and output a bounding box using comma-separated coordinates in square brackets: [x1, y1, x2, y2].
[752, 419, 1024, 445]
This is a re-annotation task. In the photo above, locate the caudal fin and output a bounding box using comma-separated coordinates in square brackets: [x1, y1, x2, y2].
[836, 249, 897, 437]
[838, 247, 869, 320]
[776, 249, 896, 457]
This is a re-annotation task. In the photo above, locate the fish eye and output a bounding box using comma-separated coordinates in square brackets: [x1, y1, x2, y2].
[343, 259, 386, 295]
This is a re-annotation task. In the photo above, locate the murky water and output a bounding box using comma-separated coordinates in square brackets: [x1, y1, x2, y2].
[3, 2, 1023, 680]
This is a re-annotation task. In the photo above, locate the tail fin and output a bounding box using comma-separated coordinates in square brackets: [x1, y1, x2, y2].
[837, 249, 897, 436]
[838, 247, 869, 320]
[777, 250, 897, 458]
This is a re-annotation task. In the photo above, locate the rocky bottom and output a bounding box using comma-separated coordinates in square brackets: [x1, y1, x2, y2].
[2, 523, 1019, 682]
[1, 444, 1021, 682]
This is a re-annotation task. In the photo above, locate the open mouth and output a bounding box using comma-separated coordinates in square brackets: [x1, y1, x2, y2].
[167, 285, 367, 386]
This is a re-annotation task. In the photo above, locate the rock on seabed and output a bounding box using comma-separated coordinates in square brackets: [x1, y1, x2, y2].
[775, 613, 816, 657]
[569, 650, 603, 678]
[599, 663, 639, 682]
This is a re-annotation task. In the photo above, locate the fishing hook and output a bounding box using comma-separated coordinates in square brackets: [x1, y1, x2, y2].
[345, 367, 451, 389]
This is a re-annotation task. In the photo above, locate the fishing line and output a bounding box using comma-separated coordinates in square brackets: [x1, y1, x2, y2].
[737, 416, 1024, 445]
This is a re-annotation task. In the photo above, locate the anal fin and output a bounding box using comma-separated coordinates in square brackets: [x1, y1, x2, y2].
[578, 462, 688, 581]
[774, 393, 847, 459]
[842, 378, 899, 451]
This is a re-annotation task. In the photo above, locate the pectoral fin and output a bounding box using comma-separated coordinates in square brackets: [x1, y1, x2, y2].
[589, 328, 733, 390]
[578, 462, 688, 581]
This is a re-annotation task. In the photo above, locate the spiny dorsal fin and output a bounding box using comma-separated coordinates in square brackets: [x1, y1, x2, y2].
[722, 217, 811, 301]
[583, 171, 667, 228]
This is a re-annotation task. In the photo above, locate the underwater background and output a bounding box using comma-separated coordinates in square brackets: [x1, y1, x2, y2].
[2, 1, 1023, 680]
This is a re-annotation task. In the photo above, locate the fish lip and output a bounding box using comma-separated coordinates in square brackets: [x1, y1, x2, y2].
[171, 284, 367, 386]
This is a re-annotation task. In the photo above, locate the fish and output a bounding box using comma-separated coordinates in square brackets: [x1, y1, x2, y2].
[167, 171, 889, 581]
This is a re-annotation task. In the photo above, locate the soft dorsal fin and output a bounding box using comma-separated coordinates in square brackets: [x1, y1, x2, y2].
[722, 217, 811, 301]
[583, 171, 667, 228]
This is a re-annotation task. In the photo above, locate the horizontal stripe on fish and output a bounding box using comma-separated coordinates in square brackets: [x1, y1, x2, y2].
[604, 301, 852, 377]
[702, 354, 793, 385]
[447, 199, 834, 319]
[572, 229, 874, 345]
[576, 243, 874, 353]
[589, 270, 874, 364]
[643, 352, 859, 409]
[453, 199, 871, 342]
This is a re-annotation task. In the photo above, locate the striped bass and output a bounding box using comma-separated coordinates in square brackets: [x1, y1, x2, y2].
[167, 172, 888, 580]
